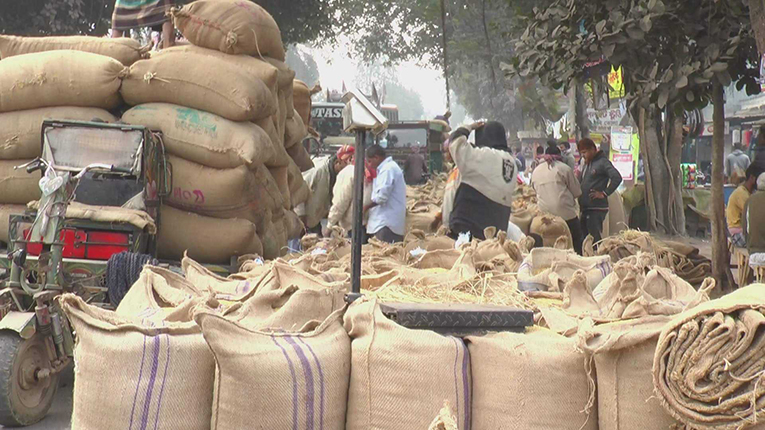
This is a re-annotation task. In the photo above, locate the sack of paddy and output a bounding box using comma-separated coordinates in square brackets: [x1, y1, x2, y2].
[263, 57, 296, 117]
[171, 0, 285, 60]
[284, 209, 304, 239]
[0, 160, 41, 204]
[530, 212, 572, 248]
[0, 51, 125, 112]
[653, 284, 765, 430]
[116, 265, 203, 320]
[59, 294, 214, 430]
[157, 205, 263, 264]
[403, 229, 455, 255]
[578, 316, 679, 430]
[467, 327, 597, 430]
[182, 256, 261, 303]
[284, 111, 307, 149]
[121, 103, 274, 169]
[287, 141, 315, 172]
[268, 166, 291, 210]
[166, 155, 281, 220]
[193, 308, 350, 430]
[517, 248, 612, 292]
[293, 80, 312, 126]
[257, 209, 289, 260]
[256, 116, 291, 168]
[0, 107, 115, 160]
[343, 299, 472, 430]
[0, 204, 26, 244]
[509, 203, 538, 235]
[0, 35, 148, 66]
[288, 159, 311, 207]
[121, 49, 276, 122]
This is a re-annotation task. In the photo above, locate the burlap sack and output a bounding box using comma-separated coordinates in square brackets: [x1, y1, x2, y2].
[288, 160, 311, 207]
[517, 248, 612, 292]
[406, 211, 439, 234]
[0, 51, 125, 112]
[172, 0, 285, 60]
[0, 107, 116, 160]
[268, 166, 291, 210]
[166, 155, 281, 218]
[116, 266, 203, 320]
[0, 160, 41, 204]
[287, 142, 314, 172]
[121, 50, 276, 121]
[259, 210, 289, 259]
[263, 57, 296, 117]
[195, 309, 350, 430]
[164, 45, 278, 90]
[255, 116, 291, 167]
[293, 80, 312, 126]
[344, 299, 472, 430]
[0, 204, 25, 244]
[60, 294, 214, 430]
[467, 327, 597, 430]
[182, 256, 263, 302]
[403, 230, 455, 255]
[285, 112, 307, 149]
[157, 205, 263, 264]
[0, 35, 148, 65]
[510, 204, 538, 235]
[122, 103, 273, 169]
[284, 209, 304, 239]
[530, 213, 573, 248]
[578, 316, 678, 430]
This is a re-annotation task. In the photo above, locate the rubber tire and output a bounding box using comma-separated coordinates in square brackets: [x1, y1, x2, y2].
[0, 332, 58, 427]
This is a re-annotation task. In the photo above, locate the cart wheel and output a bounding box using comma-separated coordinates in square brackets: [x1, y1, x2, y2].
[0, 332, 58, 427]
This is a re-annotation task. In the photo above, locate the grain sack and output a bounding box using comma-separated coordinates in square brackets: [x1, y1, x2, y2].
[182, 256, 261, 302]
[0, 51, 125, 112]
[163, 45, 278, 91]
[467, 328, 597, 430]
[268, 166, 291, 210]
[578, 316, 678, 430]
[285, 209, 304, 239]
[172, 0, 285, 60]
[194, 309, 350, 430]
[0, 35, 148, 65]
[0, 107, 116, 160]
[121, 50, 276, 121]
[0, 160, 41, 204]
[510, 204, 538, 235]
[60, 294, 214, 430]
[157, 205, 263, 264]
[259, 210, 288, 259]
[287, 142, 314, 172]
[653, 284, 765, 429]
[166, 155, 281, 218]
[0, 204, 25, 244]
[344, 299, 471, 429]
[517, 248, 612, 292]
[288, 160, 311, 207]
[122, 103, 273, 169]
[530, 213, 573, 248]
[403, 230, 455, 255]
[284, 111, 307, 149]
[256, 116, 290, 167]
[116, 266, 203, 320]
[293, 80, 312, 126]
[263, 57, 296, 118]
[406, 210, 439, 234]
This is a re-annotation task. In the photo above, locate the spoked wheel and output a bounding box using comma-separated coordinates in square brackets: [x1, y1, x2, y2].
[0, 332, 58, 427]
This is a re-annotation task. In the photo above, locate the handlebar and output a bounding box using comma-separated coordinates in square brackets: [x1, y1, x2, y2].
[14, 159, 133, 178]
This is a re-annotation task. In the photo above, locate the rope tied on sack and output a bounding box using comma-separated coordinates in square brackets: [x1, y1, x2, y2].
[107, 252, 158, 307]
[142, 71, 170, 84]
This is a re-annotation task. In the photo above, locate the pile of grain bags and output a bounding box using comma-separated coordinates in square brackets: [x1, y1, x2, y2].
[0, 37, 133, 245]
[120, 0, 309, 261]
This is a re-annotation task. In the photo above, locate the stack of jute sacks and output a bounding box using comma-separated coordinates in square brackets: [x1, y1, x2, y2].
[119, 0, 309, 262]
[0, 35, 145, 245]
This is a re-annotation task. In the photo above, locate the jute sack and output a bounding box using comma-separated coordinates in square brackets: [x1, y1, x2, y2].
[122, 103, 273, 169]
[293, 80, 312, 126]
[530, 213, 573, 248]
[268, 166, 291, 210]
[578, 316, 678, 430]
[344, 299, 472, 430]
[0, 160, 41, 204]
[166, 155, 280, 217]
[284, 209, 304, 239]
[121, 50, 276, 121]
[0, 51, 125, 112]
[255, 116, 291, 168]
[284, 111, 307, 149]
[194, 309, 350, 430]
[171, 0, 285, 60]
[0, 107, 116, 160]
[509, 204, 538, 235]
[288, 160, 311, 207]
[116, 266, 203, 320]
[259, 210, 289, 259]
[517, 248, 612, 292]
[467, 327, 597, 430]
[287, 142, 314, 172]
[263, 57, 296, 118]
[157, 205, 263, 264]
[0, 35, 148, 65]
[0, 204, 25, 244]
[60, 294, 214, 430]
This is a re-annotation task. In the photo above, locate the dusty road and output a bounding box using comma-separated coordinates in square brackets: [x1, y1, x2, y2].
[0, 368, 72, 430]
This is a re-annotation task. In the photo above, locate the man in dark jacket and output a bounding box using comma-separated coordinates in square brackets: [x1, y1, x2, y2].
[743, 173, 765, 255]
[577, 138, 622, 244]
[403, 145, 428, 185]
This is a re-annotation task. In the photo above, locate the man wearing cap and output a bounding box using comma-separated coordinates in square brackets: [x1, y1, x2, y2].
[295, 146, 354, 235]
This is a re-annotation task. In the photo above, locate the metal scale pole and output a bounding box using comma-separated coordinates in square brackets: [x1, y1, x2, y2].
[347, 129, 366, 303]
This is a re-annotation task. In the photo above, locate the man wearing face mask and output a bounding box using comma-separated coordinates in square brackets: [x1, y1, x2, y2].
[447, 121, 518, 240]
[295, 145, 354, 235]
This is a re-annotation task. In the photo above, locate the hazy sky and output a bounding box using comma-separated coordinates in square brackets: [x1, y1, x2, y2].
[307, 40, 450, 119]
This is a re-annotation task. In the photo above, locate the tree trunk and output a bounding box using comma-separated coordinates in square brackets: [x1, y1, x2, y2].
[750, 0, 765, 55]
[636, 107, 658, 231]
[575, 81, 589, 139]
[667, 111, 687, 236]
[644, 107, 671, 232]
[711, 81, 736, 293]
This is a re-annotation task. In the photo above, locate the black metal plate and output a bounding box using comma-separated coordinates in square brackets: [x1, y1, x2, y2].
[380, 303, 533, 336]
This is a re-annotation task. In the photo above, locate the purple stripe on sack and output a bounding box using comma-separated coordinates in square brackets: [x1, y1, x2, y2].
[449, 337, 461, 423]
[297, 337, 325, 430]
[128, 336, 149, 430]
[284, 336, 315, 430]
[272, 336, 299, 430]
[139, 336, 162, 430]
[460, 339, 471, 430]
[153, 334, 171, 430]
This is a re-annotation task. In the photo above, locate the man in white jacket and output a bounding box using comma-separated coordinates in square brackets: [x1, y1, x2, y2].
[294, 146, 354, 234]
[327, 154, 373, 237]
[448, 121, 517, 240]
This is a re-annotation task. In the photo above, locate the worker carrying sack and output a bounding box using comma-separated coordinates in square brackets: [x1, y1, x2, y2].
[0, 35, 148, 66]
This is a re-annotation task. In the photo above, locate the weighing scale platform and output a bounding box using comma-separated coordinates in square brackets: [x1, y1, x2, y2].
[379, 303, 533, 336]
